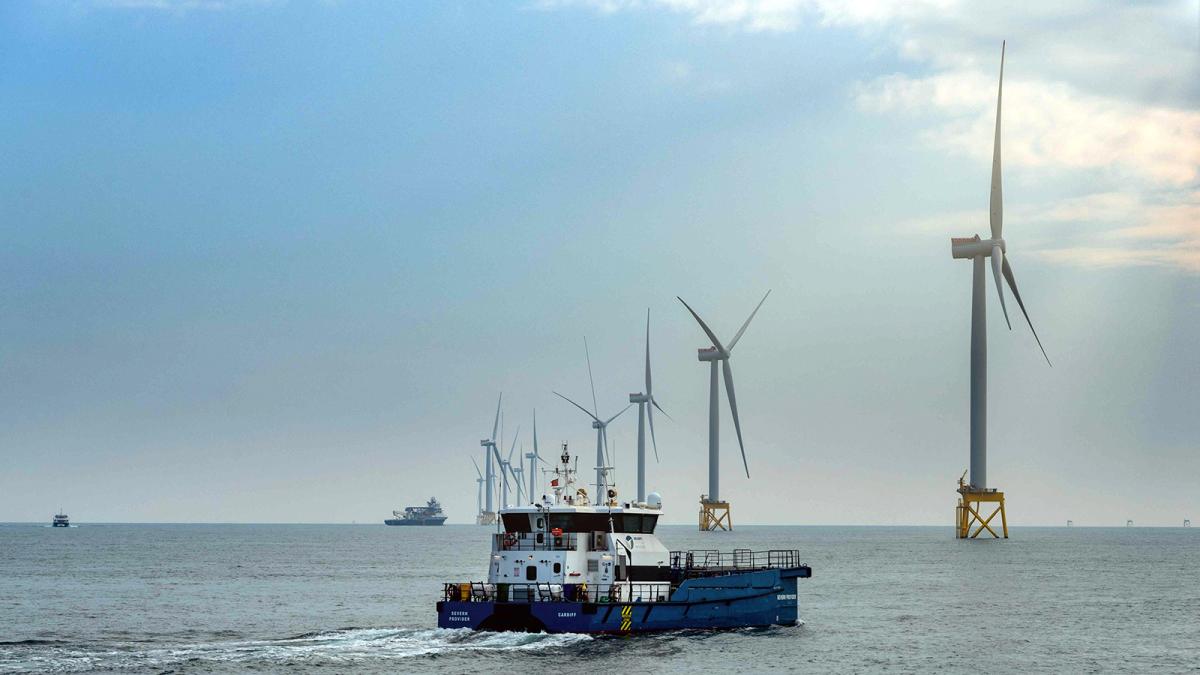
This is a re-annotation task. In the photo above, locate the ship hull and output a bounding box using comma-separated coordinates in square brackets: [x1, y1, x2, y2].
[385, 517, 448, 526]
[437, 567, 807, 633]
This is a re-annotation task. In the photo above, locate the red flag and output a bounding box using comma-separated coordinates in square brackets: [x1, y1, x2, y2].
[551, 478, 560, 487]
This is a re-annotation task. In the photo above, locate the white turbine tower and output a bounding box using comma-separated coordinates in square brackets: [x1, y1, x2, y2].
[950, 42, 1050, 540]
[629, 309, 669, 503]
[478, 394, 502, 525]
[554, 338, 632, 504]
[678, 291, 770, 531]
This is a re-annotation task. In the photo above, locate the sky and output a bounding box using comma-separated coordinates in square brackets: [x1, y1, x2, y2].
[1, 0, 1197, 525]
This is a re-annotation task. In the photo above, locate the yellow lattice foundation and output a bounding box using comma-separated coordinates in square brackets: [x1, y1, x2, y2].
[699, 498, 732, 531]
[956, 487, 1008, 539]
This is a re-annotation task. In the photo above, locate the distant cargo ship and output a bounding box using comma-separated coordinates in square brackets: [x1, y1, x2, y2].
[52, 512, 69, 527]
[385, 497, 448, 526]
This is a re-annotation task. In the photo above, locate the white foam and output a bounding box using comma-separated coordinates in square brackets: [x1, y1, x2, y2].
[0, 627, 594, 672]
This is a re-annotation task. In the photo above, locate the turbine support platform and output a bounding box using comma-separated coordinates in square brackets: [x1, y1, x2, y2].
[476, 512, 497, 526]
[699, 496, 731, 531]
[956, 482, 1007, 539]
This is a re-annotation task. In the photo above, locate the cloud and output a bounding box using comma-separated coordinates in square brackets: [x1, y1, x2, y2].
[855, 71, 1200, 185]
[536, 0, 953, 32]
[898, 191, 1200, 273]
[543, 0, 1200, 273]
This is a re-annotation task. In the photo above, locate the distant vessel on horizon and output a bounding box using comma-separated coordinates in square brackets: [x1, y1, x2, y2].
[52, 512, 69, 528]
[385, 497, 448, 526]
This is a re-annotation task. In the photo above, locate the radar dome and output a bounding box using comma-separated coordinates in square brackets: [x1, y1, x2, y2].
[646, 492, 663, 509]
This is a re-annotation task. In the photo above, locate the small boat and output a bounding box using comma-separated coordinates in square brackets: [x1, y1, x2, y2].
[385, 498, 448, 526]
[436, 444, 811, 633]
[52, 512, 69, 527]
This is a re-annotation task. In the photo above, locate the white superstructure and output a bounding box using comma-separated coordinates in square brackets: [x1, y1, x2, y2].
[485, 443, 671, 603]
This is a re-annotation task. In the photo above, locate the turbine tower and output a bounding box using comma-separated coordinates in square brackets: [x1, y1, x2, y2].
[950, 42, 1051, 540]
[629, 309, 668, 503]
[554, 338, 632, 505]
[477, 394, 502, 525]
[678, 291, 770, 531]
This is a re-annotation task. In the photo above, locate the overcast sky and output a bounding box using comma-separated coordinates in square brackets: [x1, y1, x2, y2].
[2, 0, 1197, 525]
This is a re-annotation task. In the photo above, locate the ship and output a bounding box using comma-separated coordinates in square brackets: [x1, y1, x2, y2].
[52, 512, 69, 527]
[385, 497, 448, 526]
[437, 444, 811, 633]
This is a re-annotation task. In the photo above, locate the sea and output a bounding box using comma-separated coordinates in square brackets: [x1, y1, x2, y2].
[1, 523, 1196, 673]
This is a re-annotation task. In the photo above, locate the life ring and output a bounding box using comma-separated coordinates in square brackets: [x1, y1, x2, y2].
[551, 527, 563, 537]
[503, 533, 517, 548]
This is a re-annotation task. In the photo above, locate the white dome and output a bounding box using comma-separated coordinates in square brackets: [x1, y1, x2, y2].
[646, 492, 663, 509]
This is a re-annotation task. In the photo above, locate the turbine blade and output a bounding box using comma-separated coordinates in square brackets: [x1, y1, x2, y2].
[727, 290, 771, 352]
[722, 360, 751, 479]
[991, 245, 1011, 329]
[651, 397, 673, 422]
[491, 446, 509, 490]
[491, 393, 503, 441]
[604, 403, 633, 426]
[507, 425, 521, 460]
[1001, 255, 1052, 367]
[647, 401, 660, 463]
[584, 337, 599, 418]
[471, 456, 483, 480]
[602, 426, 611, 468]
[990, 41, 1004, 240]
[532, 408, 538, 457]
[554, 391, 600, 422]
[645, 307, 653, 395]
[677, 296, 727, 354]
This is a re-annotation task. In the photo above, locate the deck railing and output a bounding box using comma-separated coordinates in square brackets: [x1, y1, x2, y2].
[669, 549, 803, 573]
[443, 581, 671, 604]
[494, 532, 578, 552]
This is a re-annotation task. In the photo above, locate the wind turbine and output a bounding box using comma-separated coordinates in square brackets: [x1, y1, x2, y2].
[523, 410, 545, 501]
[471, 457, 485, 517]
[949, 42, 1050, 540]
[678, 291, 770, 530]
[509, 443, 527, 505]
[554, 338, 632, 503]
[494, 426, 520, 508]
[629, 309, 669, 503]
[479, 394, 502, 519]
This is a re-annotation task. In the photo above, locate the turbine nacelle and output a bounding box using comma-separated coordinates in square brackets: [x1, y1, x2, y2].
[628, 391, 649, 403]
[697, 346, 725, 361]
[951, 235, 1007, 260]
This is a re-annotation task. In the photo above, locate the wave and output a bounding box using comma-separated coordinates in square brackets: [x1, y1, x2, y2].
[0, 627, 593, 673]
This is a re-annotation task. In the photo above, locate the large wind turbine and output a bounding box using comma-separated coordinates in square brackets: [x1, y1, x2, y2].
[629, 309, 669, 503]
[949, 42, 1050, 538]
[523, 410, 545, 501]
[678, 291, 770, 527]
[479, 394, 502, 518]
[471, 457, 485, 517]
[554, 338, 632, 503]
[494, 426, 520, 508]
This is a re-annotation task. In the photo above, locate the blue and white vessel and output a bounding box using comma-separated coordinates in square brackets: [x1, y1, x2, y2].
[437, 444, 811, 633]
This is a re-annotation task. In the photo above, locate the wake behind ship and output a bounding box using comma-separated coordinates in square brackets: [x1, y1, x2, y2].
[437, 445, 811, 633]
[385, 497, 448, 526]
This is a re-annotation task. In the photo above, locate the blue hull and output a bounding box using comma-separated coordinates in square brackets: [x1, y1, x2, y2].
[437, 567, 808, 633]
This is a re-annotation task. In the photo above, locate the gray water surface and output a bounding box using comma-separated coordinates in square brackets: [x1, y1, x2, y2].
[1, 524, 1197, 673]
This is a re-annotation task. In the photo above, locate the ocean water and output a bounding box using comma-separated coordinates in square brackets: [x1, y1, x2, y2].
[1, 523, 1196, 673]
